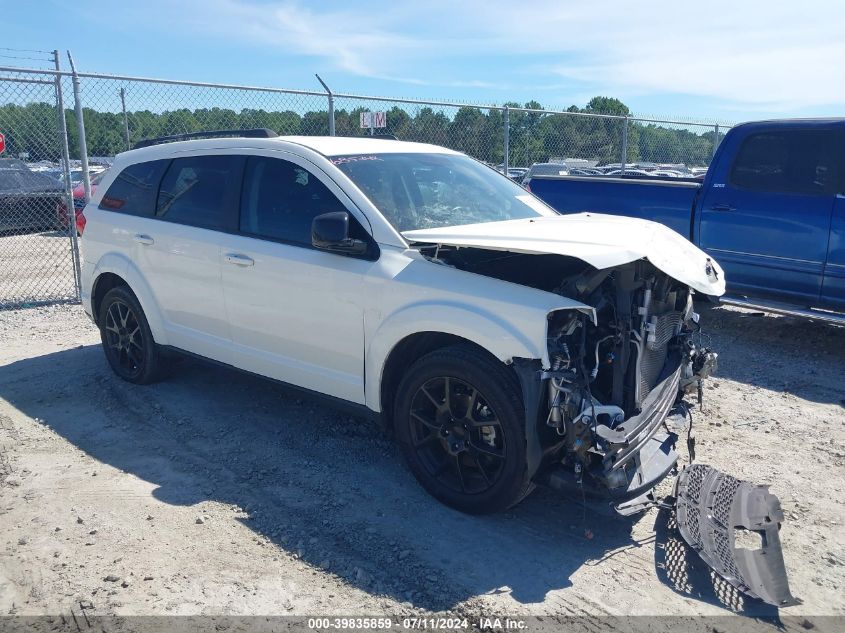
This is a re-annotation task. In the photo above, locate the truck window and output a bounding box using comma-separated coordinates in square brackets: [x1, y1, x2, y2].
[730, 130, 839, 196]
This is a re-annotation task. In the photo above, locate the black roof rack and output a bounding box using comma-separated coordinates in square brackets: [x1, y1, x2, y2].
[372, 133, 397, 140]
[133, 128, 278, 150]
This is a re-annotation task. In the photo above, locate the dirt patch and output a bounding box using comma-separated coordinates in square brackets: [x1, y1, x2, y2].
[0, 304, 842, 628]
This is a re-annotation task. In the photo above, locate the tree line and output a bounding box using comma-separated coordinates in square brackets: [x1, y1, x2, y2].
[1, 96, 719, 167]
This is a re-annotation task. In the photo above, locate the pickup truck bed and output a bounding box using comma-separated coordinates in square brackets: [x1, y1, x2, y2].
[530, 175, 700, 238]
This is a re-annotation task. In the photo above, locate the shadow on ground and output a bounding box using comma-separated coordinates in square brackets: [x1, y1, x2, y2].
[701, 307, 845, 406]
[652, 503, 780, 618]
[0, 343, 771, 615]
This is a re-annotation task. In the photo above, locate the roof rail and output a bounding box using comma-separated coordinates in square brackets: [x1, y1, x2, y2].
[132, 128, 278, 150]
[372, 133, 397, 140]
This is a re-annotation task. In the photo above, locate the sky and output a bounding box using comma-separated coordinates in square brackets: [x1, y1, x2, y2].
[4, 0, 844, 124]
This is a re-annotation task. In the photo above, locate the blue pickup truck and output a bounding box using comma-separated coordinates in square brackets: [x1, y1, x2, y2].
[529, 118, 845, 321]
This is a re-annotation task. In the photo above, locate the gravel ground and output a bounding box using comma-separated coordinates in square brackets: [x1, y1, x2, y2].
[0, 303, 843, 631]
[0, 232, 78, 308]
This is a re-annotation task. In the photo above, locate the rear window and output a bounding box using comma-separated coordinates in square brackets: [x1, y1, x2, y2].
[730, 130, 840, 195]
[99, 160, 169, 215]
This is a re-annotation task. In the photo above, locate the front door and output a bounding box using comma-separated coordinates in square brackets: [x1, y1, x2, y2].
[220, 153, 374, 404]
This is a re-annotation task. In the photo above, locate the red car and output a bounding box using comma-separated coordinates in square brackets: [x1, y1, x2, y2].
[57, 169, 108, 235]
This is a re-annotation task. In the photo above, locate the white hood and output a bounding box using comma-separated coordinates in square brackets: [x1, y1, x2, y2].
[402, 213, 725, 296]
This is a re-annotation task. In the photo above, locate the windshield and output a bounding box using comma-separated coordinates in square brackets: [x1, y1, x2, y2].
[330, 152, 556, 232]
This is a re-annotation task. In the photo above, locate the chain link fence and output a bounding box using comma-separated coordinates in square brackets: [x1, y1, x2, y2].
[0, 53, 733, 309]
[0, 65, 79, 309]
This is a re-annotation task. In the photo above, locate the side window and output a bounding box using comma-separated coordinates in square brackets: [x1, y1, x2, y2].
[730, 130, 838, 195]
[240, 156, 348, 246]
[99, 159, 169, 215]
[156, 155, 243, 230]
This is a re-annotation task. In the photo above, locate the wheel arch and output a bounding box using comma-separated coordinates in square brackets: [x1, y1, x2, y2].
[366, 302, 550, 418]
[377, 331, 511, 430]
[90, 255, 168, 344]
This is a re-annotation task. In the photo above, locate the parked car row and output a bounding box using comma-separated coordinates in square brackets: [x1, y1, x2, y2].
[520, 161, 707, 187]
[0, 158, 104, 235]
[0, 158, 66, 233]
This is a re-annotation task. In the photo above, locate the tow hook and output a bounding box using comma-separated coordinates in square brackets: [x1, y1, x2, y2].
[674, 464, 801, 607]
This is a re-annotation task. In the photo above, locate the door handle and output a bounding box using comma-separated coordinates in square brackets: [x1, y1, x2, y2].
[133, 234, 154, 245]
[224, 253, 254, 267]
[710, 203, 736, 212]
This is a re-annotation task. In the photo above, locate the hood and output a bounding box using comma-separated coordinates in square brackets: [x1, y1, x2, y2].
[402, 213, 725, 297]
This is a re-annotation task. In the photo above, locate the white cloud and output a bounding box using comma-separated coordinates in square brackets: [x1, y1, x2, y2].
[180, 0, 845, 111]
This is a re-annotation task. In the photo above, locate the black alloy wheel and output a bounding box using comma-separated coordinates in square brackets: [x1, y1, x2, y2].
[394, 345, 533, 514]
[103, 299, 145, 378]
[98, 285, 163, 384]
[409, 375, 506, 495]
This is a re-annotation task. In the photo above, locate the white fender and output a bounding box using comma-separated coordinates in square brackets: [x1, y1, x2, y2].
[89, 252, 169, 345]
[365, 300, 590, 412]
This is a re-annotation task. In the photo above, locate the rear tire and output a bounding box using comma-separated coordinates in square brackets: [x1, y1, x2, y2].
[394, 345, 534, 514]
[98, 286, 164, 384]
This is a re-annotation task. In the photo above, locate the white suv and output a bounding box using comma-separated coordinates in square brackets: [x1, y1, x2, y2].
[81, 130, 724, 515]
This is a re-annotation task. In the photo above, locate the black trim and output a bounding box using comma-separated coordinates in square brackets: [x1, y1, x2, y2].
[133, 128, 278, 149]
[510, 357, 545, 480]
[229, 226, 381, 262]
[160, 344, 381, 425]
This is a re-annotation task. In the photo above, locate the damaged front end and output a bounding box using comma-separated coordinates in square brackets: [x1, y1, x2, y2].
[530, 260, 798, 608]
[537, 259, 715, 503]
[416, 242, 796, 608]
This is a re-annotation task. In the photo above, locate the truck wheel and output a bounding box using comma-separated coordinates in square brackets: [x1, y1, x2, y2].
[394, 345, 533, 514]
[98, 286, 163, 385]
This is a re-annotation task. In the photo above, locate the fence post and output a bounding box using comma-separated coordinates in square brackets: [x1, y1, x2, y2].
[712, 124, 720, 159]
[620, 116, 629, 174]
[503, 106, 509, 175]
[119, 87, 130, 150]
[315, 74, 335, 136]
[52, 50, 82, 301]
[66, 51, 91, 203]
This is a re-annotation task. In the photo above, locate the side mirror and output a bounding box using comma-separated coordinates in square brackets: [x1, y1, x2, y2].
[311, 211, 368, 255]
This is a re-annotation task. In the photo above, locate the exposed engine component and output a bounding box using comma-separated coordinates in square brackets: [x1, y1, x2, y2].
[543, 259, 714, 498]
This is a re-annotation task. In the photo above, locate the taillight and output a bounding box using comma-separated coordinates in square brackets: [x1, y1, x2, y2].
[76, 210, 86, 235]
[56, 199, 68, 226]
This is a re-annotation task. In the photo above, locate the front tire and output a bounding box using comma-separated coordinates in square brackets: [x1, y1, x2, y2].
[394, 345, 533, 514]
[98, 286, 163, 384]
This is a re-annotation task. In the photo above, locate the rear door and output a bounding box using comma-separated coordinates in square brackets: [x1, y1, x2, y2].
[219, 152, 374, 404]
[137, 152, 243, 362]
[698, 128, 837, 306]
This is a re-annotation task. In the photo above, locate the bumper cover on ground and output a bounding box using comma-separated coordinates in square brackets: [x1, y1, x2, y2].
[674, 464, 800, 607]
